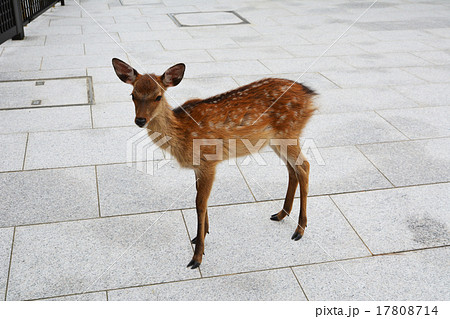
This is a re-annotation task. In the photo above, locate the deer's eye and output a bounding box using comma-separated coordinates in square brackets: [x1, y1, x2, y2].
[155, 95, 162, 101]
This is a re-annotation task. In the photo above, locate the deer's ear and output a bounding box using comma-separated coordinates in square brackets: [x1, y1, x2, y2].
[162, 63, 185, 87]
[112, 58, 138, 84]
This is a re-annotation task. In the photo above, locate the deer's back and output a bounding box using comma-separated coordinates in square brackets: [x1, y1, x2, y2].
[173, 78, 316, 138]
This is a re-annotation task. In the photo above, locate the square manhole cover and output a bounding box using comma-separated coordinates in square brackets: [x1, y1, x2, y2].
[169, 11, 249, 27]
[0, 76, 93, 110]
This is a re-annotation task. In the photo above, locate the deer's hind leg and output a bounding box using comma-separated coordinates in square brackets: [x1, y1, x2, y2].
[270, 144, 298, 221]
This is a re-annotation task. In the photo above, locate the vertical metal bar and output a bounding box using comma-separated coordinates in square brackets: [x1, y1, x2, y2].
[12, 0, 24, 40]
[61, 0, 65, 5]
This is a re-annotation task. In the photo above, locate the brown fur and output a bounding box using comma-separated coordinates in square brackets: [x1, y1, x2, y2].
[112, 58, 317, 268]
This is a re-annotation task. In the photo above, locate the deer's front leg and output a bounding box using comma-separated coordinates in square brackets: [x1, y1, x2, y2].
[187, 166, 216, 269]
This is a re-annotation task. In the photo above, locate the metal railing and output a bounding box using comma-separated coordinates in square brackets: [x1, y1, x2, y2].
[0, 0, 64, 45]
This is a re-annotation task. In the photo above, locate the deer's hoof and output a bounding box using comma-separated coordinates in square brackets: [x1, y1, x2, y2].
[187, 259, 201, 269]
[291, 231, 303, 241]
[191, 236, 197, 244]
[270, 213, 280, 221]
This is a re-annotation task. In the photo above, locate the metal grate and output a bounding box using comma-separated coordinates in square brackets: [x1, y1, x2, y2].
[0, 0, 15, 33]
[1, 0, 63, 44]
[21, 0, 61, 24]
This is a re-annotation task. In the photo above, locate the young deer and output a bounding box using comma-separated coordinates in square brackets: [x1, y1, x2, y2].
[112, 58, 317, 269]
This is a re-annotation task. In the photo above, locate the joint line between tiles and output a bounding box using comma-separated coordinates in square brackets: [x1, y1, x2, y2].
[354, 144, 396, 187]
[4, 227, 16, 301]
[329, 195, 374, 256]
[21, 133, 29, 171]
[290, 266, 309, 301]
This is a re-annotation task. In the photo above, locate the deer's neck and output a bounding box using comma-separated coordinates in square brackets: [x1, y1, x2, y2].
[146, 102, 183, 153]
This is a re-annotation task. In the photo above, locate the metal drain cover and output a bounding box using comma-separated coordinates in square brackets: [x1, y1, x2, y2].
[0, 76, 93, 110]
[169, 11, 249, 27]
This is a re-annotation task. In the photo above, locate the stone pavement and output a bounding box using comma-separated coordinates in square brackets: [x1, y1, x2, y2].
[0, 0, 449, 301]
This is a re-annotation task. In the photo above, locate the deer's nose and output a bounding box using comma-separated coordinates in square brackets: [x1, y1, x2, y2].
[135, 117, 147, 127]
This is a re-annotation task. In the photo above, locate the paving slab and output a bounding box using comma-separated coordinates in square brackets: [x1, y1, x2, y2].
[7, 211, 198, 300]
[283, 43, 367, 57]
[88, 67, 126, 84]
[0, 69, 87, 82]
[339, 53, 431, 68]
[393, 83, 450, 107]
[83, 23, 151, 34]
[423, 38, 450, 50]
[302, 111, 407, 147]
[1, 35, 46, 47]
[353, 40, 435, 53]
[377, 106, 450, 139]
[24, 127, 153, 170]
[97, 160, 254, 216]
[316, 87, 419, 113]
[26, 25, 82, 36]
[187, 25, 260, 39]
[139, 5, 199, 15]
[0, 228, 14, 301]
[133, 49, 214, 67]
[238, 148, 391, 200]
[93, 82, 133, 103]
[207, 47, 293, 61]
[160, 38, 239, 51]
[358, 138, 450, 186]
[368, 30, 438, 42]
[232, 34, 311, 48]
[0, 106, 92, 134]
[181, 60, 271, 78]
[49, 17, 115, 26]
[293, 247, 450, 300]
[298, 30, 377, 45]
[0, 167, 98, 227]
[321, 68, 425, 88]
[0, 56, 42, 72]
[402, 65, 450, 83]
[332, 183, 450, 254]
[119, 30, 192, 42]
[42, 291, 107, 301]
[91, 102, 135, 128]
[108, 268, 306, 301]
[0, 133, 27, 172]
[41, 54, 114, 70]
[183, 197, 370, 277]
[86, 41, 163, 56]
[411, 50, 450, 65]
[260, 57, 354, 73]
[44, 33, 121, 46]
[1, 44, 84, 58]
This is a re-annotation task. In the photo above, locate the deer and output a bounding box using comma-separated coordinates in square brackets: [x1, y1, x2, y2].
[112, 58, 317, 269]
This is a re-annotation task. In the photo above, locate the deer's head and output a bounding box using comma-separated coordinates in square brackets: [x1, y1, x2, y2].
[112, 58, 185, 127]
